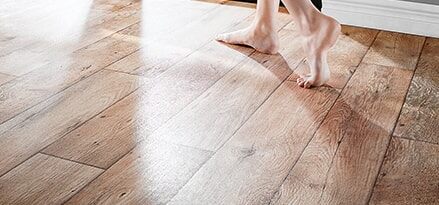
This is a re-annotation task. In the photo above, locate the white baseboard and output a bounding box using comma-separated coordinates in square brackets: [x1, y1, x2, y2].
[323, 0, 439, 38]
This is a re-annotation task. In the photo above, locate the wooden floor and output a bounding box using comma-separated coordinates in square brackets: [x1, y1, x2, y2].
[0, 0, 438, 204]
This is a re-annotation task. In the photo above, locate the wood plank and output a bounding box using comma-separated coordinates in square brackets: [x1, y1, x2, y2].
[0, 2, 236, 126]
[91, 0, 140, 11]
[151, 28, 304, 152]
[0, 0, 141, 59]
[0, 26, 140, 127]
[65, 138, 212, 204]
[165, 26, 376, 205]
[0, 0, 218, 77]
[0, 153, 103, 205]
[43, 40, 255, 168]
[103, 10, 259, 75]
[313, 64, 410, 204]
[0, 70, 140, 176]
[326, 26, 379, 88]
[157, 25, 377, 153]
[0, 2, 238, 136]
[394, 38, 439, 144]
[167, 78, 339, 204]
[369, 138, 439, 205]
[271, 63, 412, 205]
[0, 73, 14, 86]
[362, 31, 425, 70]
[69, 0, 143, 50]
[107, 5, 255, 77]
[0, 1, 217, 75]
[42, 13, 292, 169]
[73, 0, 218, 54]
[1, 0, 93, 56]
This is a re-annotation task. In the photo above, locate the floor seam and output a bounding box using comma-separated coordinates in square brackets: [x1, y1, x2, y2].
[0, 84, 141, 179]
[38, 152, 106, 170]
[0, 18, 143, 128]
[393, 135, 439, 146]
[365, 36, 427, 205]
[60, 11, 260, 204]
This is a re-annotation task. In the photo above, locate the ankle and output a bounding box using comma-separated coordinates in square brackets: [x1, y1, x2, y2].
[251, 19, 276, 34]
[296, 10, 322, 35]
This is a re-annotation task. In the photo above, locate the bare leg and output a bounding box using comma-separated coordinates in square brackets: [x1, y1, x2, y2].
[216, 0, 280, 54]
[281, 0, 340, 88]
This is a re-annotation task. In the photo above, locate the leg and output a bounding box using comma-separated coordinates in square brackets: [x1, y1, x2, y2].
[216, 0, 280, 54]
[281, 0, 340, 88]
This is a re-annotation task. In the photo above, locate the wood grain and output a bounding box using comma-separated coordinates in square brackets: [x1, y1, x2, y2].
[105, 10, 291, 79]
[107, 5, 254, 77]
[394, 38, 439, 144]
[42, 13, 292, 169]
[0, 73, 14, 86]
[1, 0, 437, 203]
[314, 63, 410, 205]
[0, 27, 140, 126]
[0, 153, 103, 205]
[326, 26, 379, 88]
[152, 29, 305, 152]
[0, 0, 143, 76]
[90, 0, 140, 11]
[362, 31, 425, 70]
[271, 63, 412, 205]
[166, 27, 378, 205]
[370, 138, 439, 205]
[168, 79, 339, 204]
[0, 70, 140, 176]
[0, 0, 218, 127]
[65, 138, 212, 205]
[43, 40, 255, 168]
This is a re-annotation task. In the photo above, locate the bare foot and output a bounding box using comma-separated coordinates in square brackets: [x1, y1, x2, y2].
[216, 26, 279, 54]
[298, 14, 340, 88]
[297, 53, 330, 88]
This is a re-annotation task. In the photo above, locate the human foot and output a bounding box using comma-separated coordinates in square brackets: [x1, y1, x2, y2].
[298, 14, 340, 88]
[297, 53, 330, 88]
[216, 26, 280, 54]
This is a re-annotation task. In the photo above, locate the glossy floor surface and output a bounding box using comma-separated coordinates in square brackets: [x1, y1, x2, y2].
[0, 0, 438, 204]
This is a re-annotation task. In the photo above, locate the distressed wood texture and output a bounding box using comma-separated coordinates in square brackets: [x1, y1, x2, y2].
[150, 28, 303, 152]
[65, 139, 212, 204]
[0, 0, 437, 204]
[42, 14, 292, 169]
[271, 63, 413, 205]
[0, 0, 143, 76]
[0, 73, 14, 85]
[106, 5, 255, 77]
[166, 26, 380, 205]
[0, 153, 103, 205]
[370, 138, 439, 205]
[42, 41, 255, 169]
[168, 80, 339, 205]
[394, 38, 439, 144]
[362, 31, 425, 70]
[0, 0, 217, 76]
[0, 28, 140, 127]
[0, 1, 222, 130]
[0, 70, 140, 176]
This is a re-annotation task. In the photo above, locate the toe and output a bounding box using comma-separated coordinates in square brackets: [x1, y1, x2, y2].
[304, 80, 312, 89]
[297, 77, 305, 87]
[215, 34, 227, 42]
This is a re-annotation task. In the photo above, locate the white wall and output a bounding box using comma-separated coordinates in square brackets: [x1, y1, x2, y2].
[399, 0, 439, 5]
[323, 0, 439, 37]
